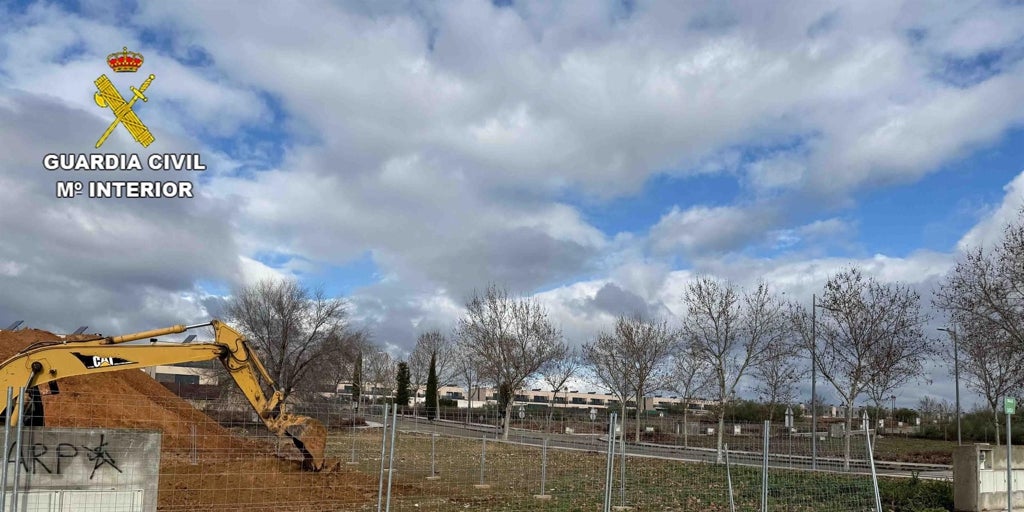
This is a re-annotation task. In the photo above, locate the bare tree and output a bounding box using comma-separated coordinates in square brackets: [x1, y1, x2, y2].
[452, 343, 482, 423]
[365, 349, 397, 403]
[582, 332, 634, 437]
[668, 345, 711, 447]
[681, 278, 785, 462]
[936, 217, 1024, 347]
[456, 284, 566, 440]
[225, 279, 349, 403]
[582, 314, 676, 442]
[917, 396, 953, 424]
[624, 315, 677, 442]
[303, 328, 371, 401]
[410, 330, 456, 410]
[949, 319, 1024, 444]
[538, 347, 582, 430]
[789, 302, 822, 425]
[864, 338, 930, 422]
[813, 268, 928, 470]
[751, 331, 803, 423]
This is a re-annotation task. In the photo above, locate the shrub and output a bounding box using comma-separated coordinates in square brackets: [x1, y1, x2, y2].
[878, 474, 953, 511]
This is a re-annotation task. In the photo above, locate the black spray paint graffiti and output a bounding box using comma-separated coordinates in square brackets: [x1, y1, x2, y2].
[6, 434, 123, 479]
[82, 434, 122, 479]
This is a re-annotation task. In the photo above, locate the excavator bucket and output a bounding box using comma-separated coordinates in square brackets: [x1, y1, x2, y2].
[282, 415, 328, 471]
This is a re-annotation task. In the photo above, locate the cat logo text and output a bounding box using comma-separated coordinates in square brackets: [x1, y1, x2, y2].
[72, 352, 137, 370]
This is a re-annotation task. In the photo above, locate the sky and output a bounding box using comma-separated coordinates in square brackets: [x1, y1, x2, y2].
[1, 0, 1023, 411]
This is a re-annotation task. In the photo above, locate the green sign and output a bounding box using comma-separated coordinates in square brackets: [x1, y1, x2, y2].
[1005, 397, 1016, 415]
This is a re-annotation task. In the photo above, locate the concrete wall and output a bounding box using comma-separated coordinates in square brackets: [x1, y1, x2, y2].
[954, 444, 1024, 512]
[2, 427, 161, 512]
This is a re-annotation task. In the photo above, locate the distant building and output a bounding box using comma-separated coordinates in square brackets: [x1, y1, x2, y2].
[143, 365, 719, 414]
[336, 381, 717, 412]
[145, 360, 219, 386]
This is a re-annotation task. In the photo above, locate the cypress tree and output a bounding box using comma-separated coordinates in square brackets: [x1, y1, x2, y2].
[395, 362, 412, 411]
[425, 351, 439, 421]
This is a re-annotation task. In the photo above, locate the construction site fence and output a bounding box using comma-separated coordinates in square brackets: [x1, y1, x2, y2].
[0, 388, 943, 511]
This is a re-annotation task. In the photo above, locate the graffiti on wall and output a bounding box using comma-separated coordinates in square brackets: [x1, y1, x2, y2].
[6, 433, 123, 479]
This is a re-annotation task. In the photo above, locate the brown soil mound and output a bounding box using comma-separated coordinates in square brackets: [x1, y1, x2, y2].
[0, 328, 267, 459]
[0, 327, 378, 510]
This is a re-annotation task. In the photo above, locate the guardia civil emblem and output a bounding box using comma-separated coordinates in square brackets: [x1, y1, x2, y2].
[93, 47, 156, 148]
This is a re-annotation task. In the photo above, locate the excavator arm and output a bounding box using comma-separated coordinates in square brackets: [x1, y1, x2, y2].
[0, 320, 327, 471]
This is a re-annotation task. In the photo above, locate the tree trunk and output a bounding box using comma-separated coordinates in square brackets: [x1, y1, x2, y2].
[503, 401, 513, 440]
[716, 410, 725, 463]
[994, 411, 1001, 446]
[620, 403, 628, 441]
[683, 408, 689, 447]
[843, 405, 853, 471]
[635, 392, 643, 443]
[547, 389, 557, 432]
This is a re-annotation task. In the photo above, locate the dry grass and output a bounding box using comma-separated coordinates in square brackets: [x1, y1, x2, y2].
[326, 430, 886, 511]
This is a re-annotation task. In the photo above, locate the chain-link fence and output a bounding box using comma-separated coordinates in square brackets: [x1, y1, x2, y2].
[0, 384, 954, 511]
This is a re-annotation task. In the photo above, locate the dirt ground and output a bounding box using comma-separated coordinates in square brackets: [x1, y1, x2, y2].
[158, 457, 383, 511]
[0, 327, 379, 510]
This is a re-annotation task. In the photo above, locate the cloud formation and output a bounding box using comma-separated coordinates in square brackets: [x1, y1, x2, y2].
[0, 1, 1022, 411]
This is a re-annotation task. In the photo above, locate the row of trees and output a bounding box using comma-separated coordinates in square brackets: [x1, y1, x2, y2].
[219, 273, 929, 470]
[220, 213, 1024, 470]
[580, 271, 931, 467]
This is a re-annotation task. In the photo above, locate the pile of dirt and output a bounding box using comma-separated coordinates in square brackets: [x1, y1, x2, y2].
[0, 327, 383, 510]
[0, 328, 269, 461]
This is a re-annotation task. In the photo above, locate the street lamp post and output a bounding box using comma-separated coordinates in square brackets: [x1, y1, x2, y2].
[890, 395, 896, 432]
[938, 327, 962, 445]
[811, 294, 818, 470]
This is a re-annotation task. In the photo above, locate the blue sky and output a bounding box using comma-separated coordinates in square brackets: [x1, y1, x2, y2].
[1, 0, 1024, 409]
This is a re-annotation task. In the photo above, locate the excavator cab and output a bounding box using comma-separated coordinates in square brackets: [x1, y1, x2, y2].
[0, 385, 48, 427]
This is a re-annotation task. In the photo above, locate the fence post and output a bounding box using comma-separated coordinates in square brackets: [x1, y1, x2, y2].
[480, 437, 486, 484]
[385, 403, 398, 512]
[349, 405, 359, 465]
[11, 386, 27, 512]
[864, 414, 882, 512]
[619, 427, 627, 508]
[427, 432, 440, 480]
[761, 420, 770, 512]
[1007, 401, 1013, 512]
[603, 412, 617, 512]
[376, 403, 389, 512]
[473, 437, 491, 489]
[0, 387, 12, 512]
[536, 436, 552, 499]
[725, 443, 736, 512]
[190, 424, 198, 465]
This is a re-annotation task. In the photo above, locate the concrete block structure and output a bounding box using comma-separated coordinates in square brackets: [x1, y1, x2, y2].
[953, 443, 1023, 511]
[2, 427, 161, 512]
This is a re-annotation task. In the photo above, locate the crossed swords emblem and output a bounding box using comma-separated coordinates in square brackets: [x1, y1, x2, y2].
[93, 73, 156, 148]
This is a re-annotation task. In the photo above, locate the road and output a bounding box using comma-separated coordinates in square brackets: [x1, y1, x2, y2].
[365, 413, 952, 481]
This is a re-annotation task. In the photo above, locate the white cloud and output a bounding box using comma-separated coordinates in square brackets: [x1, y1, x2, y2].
[119, 0, 1024, 278]
[958, 170, 1024, 251]
[2, 0, 1022, 401]
[238, 256, 293, 286]
[649, 204, 781, 256]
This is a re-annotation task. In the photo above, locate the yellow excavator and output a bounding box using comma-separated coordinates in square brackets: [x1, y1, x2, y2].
[0, 320, 327, 471]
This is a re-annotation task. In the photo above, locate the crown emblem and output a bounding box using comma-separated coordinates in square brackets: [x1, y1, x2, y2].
[107, 47, 144, 72]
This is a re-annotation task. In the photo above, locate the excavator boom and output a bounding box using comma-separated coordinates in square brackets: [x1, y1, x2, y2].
[0, 320, 327, 471]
